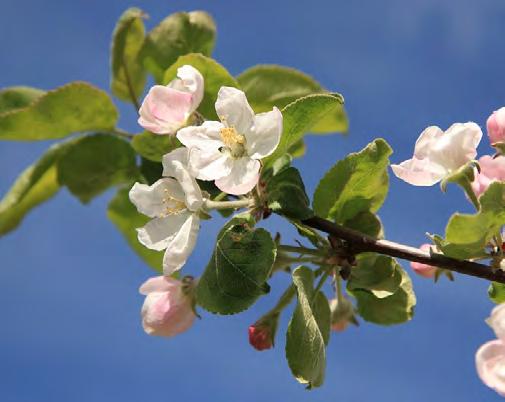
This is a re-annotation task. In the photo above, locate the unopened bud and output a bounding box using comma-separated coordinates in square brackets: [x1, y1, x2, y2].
[248, 313, 279, 351]
[330, 297, 357, 332]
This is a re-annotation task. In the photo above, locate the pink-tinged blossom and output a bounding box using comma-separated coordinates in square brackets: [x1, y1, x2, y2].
[471, 155, 505, 198]
[139, 276, 196, 337]
[138, 65, 204, 134]
[330, 298, 356, 332]
[176, 87, 283, 195]
[410, 244, 437, 279]
[391, 123, 482, 186]
[476, 339, 505, 397]
[488, 304, 505, 342]
[487, 107, 505, 145]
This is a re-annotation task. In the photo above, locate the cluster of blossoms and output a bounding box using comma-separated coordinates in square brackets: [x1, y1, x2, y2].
[390, 111, 505, 279]
[129, 65, 283, 337]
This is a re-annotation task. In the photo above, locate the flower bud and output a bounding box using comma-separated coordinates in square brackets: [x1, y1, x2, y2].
[139, 275, 196, 337]
[410, 244, 437, 278]
[330, 297, 356, 332]
[471, 155, 505, 198]
[487, 107, 505, 145]
[248, 313, 279, 351]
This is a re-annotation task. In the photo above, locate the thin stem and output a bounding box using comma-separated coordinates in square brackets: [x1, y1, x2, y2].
[107, 128, 135, 139]
[271, 284, 296, 314]
[335, 275, 343, 304]
[277, 244, 323, 257]
[302, 215, 505, 284]
[203, 198, 253, 210]
[314, 270, 330, 295]
[212, 192, 228, 202]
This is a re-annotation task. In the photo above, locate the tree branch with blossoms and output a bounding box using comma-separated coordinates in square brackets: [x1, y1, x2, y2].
[1, 6, 505, 395]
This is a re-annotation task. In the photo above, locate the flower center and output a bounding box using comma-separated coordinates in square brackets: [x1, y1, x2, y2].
[160, 189, 186, 217]
[220, 126, 246, 158]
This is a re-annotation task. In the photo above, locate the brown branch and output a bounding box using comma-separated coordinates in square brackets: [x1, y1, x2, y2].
[302, 216, 505, 284]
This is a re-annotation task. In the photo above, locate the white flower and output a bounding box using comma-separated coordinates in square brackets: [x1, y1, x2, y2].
[488, 304, 505, 342]
[129, 150, 203, 275]
[138, 65, 204, 134]
[176, 86, 283, 195]
[391, 122, 482, 186]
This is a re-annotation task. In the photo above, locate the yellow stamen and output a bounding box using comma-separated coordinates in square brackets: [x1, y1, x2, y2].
[160, 189, 186, 217]
[220, 126, 245, 148]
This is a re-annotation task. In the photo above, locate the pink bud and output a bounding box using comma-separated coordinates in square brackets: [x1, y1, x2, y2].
[476, 339, 505, 396]
[329, 297, 356, 332]
[248, 323, 274, 351]
[331, 320, 349, 332]
[471, 155, 505, 198]
[139, 276, 196, 337]
[487, 107, 505, 145]
[410, 244, 437, 278]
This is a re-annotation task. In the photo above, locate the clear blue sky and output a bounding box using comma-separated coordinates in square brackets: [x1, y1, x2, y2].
[1, 0, 504, 400]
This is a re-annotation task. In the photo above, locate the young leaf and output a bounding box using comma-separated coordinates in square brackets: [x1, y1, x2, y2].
[0, 140, 75, 236]
[442, 182, 505, 259]
[58, 134, 138, 203]
[196, 219, 275, 314]
[0, 82, 118, 141]
[489, 282, 505, 304]
[350, 260, 416, 326]
[237, 65, 348, 134]
[131, 131, 181, 162]
[139, 158, 163, 185]
[343, 211, 383, 238]
[263, 93, 345, 167]
[110, 7, 147, 102]
[313, 139, 392, 223]
[348, 253, 402, 298]
[107, 187, 163, 272]
[266, 166, 313, 220]
[286, 266, 331, 389]
[163, 53, 238, 119]
[0, 86, 44, 114]
[139, 11, 216, 82]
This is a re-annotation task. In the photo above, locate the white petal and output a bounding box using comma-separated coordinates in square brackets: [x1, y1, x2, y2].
[163, 214, 200, 275]
[162, 148, 203, 211]
[391, 158, 447, 186]
[412, 126, 444, 159]
[139, 276, 180, 295]
[429, 122, 482, 171]
[176, 121, 225, 151]
[136, 213, 189, 251]
[215, 157, 260, 195]
[215, 87, 255, 134]
[476, 339, 505, 396]
[168, 65, 204, 112]
[189, 148, 233, 181]
[129, 179, 185, 218]
[246, 107, 283, 159]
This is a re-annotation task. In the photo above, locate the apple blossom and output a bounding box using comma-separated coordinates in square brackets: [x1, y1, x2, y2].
[471, 155, 505, 198]
[138, 65, 204, 134]
[330, 297, 356, 332]
[487, 107, 505, 145]
[176, 86, 283, 195]
[487, 304, 505, 341]
[391, 123, 482, 186]
[476, 339, 505, 396]
[139, 275, 196, 337]
[129, 155, 203, 274]
[410, 244, 437, 279]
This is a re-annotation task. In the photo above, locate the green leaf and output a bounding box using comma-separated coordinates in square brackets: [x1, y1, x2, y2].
[266, 166, 313, 220]
[0, 86, 45, 114]
[343, 211, 383, 238]
[350, 258, 416, 325]
[107, 187, 163, 272]
[58, 134, 138, 203]
[286, 266, 330, 389]
[163, 53, 238, 119]
[0, 82, 118, 141]
[0, 140, 75, 236]
[313, 139, 392, 223]
[489, 282, 505, 304]
[131, 131, 181, 162]
[139, 158, 162, 185]
[139, 11, 216, 83]
[196, 219, 275, 314]
[237, 65, 348, 134]
[110, 7, 147, 102]
[263, 93, 345, 167]
[287, 139, 306, 158]
[442, 182, 505, 259]
[348, 254, 402, 298]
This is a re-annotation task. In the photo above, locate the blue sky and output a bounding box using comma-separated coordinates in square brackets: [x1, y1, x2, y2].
[1, 0, 505, 400]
